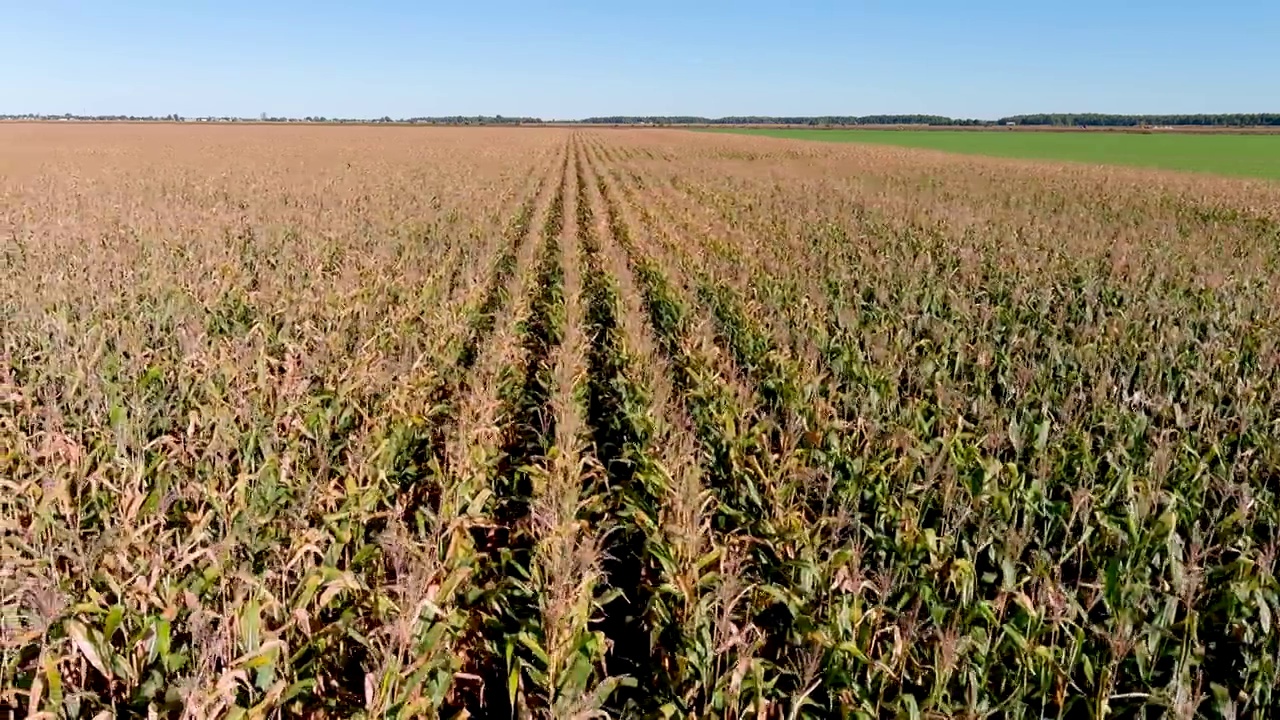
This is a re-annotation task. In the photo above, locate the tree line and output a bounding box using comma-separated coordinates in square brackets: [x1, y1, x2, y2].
[0, 114, 542, 125]
[997, 113, 1280, 127]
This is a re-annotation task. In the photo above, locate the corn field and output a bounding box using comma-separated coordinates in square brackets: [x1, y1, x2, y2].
[3, 124, 1280, 719]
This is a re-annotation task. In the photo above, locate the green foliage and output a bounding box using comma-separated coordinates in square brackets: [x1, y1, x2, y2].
[635, 141, 1280, 717]
[712, 128, 1280, 180]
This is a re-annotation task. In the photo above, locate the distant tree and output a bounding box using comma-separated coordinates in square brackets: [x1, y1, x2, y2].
[998, 113, 1280, 127]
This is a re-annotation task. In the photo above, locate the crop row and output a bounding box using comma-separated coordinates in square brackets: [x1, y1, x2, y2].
[5, 126, 1280, 718]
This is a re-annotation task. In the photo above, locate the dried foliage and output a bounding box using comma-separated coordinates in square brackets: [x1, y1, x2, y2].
[3, 124, 1279, 719]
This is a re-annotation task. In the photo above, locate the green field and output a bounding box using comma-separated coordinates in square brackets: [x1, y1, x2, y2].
[709, 127, 1280, 180]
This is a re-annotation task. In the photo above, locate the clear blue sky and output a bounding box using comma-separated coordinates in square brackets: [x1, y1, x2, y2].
[3, 1, 1276, 119]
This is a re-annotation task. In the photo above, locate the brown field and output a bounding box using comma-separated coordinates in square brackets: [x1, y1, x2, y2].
[4, 124, 1280, 718]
